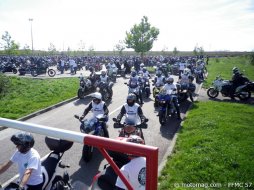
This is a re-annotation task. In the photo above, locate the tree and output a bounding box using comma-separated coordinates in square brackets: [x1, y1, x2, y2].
[114, 40, 125, 56]
[193, 45, 205, 57]
[88, 46, 95, 55]
[78, 40, 86, 55]
[173, 47, 179, 56]
[125, 16, 159, 58]
[1, 31, 20, 55]
[48, 43, 56, 55]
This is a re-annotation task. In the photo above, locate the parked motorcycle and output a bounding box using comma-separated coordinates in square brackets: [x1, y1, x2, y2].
[0, 63, 17, 74]
[74, 114, 108, 162]
[2, 136, 73, 190]
[207, 76, 251, 101]
[77, 74, 94, 99]
[31, 65, 56, 77]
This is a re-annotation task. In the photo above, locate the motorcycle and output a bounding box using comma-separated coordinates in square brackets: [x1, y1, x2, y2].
[31, 65, 56, 77]
[107, 67, 118, 83]
[90, 117, 148, 190]
[2, 136, 73, 190]
[112, 117, 148, 140]
[77, 74, 94, 99]
[207, 76, 251, 101]
[124, 82, 142, 104]
[0, 63, 17, 74]
[152, 82, 164, 107]
[96, 81, 113, 101]
[74, 114, 108, 162]
[140, 77, 151, 99]
[176, 82, 196, 103]
[157, 90, 178, 125]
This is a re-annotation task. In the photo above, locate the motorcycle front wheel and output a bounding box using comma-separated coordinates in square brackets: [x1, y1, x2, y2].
[31, 70, 38, 77]
[48, 69, 56, 77]
[82, 145, 93, 162]
[207, 87, 219, 98]
[77, 88, 85, 99]
[12, 68, 17, 74]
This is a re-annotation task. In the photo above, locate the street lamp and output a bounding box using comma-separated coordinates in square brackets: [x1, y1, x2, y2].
[28, 18, 34, 52]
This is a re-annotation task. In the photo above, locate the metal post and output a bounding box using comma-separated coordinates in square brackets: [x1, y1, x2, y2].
[28, 18, 34, 52]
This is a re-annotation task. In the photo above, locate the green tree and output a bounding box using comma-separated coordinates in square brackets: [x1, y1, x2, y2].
[48, 43, 56, 55]
[173, 47, 179, 56]
[193, 45, 204, 57]
[1, 31, 20, 55]
[125, 16, 159, 58]
[114, 40, 125, 56]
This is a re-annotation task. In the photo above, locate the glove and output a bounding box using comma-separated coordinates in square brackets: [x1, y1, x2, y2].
[80, 115, 85, 120]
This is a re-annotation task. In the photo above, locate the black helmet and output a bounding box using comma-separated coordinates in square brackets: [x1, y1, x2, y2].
[166, 77, 174, 84]
[11, 132, 35, 153]
[126, 93, 136, 106]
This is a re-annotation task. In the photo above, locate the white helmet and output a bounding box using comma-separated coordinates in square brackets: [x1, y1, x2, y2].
[92, 92, 102, 100]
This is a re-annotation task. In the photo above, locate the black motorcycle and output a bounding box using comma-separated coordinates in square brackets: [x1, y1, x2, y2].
[96, 81, 113, 101]
[0, 63, 17, 74]
[74, 114, 108, 162]
[31, 65, 56, 77]
[77, 75, 94, 99]
[2, 136, 73, 190]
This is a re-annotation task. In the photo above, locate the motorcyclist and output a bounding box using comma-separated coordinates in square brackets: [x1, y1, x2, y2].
[163, 77, 181, 119]
[81, 92, 109, 137]
[0, 132, 43, 190]
[116, 93, 147, 125]
[115, 135, 146, 190]
[178, 68, 195, 102]
[128, 71, 143, 105]
[230, 67, 250, 100]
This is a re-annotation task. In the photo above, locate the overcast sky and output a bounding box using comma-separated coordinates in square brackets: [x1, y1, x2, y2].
[0, 0, 254, 51]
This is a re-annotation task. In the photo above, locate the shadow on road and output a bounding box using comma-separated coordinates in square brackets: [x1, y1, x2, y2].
[70, 148, 104, 188]
[73, 97, 93, 106]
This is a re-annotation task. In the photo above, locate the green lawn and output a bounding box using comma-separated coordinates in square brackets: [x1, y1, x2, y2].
[158, 101, 254, 190]
[203, 56, 254, 88]
[0, 77, 78, 119]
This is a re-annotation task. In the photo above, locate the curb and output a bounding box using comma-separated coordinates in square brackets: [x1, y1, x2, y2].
[0, 96, 78, 131]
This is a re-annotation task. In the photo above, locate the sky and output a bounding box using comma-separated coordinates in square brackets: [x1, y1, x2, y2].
[0, 0, 254, 52]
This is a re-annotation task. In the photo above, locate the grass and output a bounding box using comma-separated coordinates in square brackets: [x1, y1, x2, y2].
[0, 77, 78, 119]
[158, 101, 254, 190]
[203, 56, 254, 88]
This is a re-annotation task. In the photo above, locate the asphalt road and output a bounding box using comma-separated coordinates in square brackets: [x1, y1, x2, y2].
[0, 75, 200, 189]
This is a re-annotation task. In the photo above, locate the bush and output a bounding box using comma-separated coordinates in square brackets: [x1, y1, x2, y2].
[0, 74, 10, 96]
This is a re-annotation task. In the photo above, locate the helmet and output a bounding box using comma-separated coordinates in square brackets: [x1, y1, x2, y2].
[183, 68, 190, 75]
[11, 132, 34, 153]
[92, 92, 102, 104]
[140, 63, 144, 67]
[162, 63, 167, 68]
[126, 93, 136, 106]
[101, 70, 106, 76]
[89, 67, 94, 72]
[131, 71, 137, 77]
[232, 67, 239, 74]
[127, 135, 145, 145]
[166, 77, 174, 84]
[156, 70, 162, 77]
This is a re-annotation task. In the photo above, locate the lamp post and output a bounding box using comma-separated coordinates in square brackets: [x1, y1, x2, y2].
[28, 18, 34, 52]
